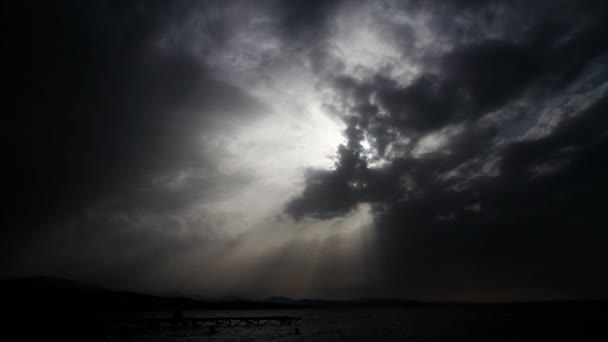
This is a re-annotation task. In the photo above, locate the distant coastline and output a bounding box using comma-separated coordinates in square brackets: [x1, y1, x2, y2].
[2, 276, 606, 312]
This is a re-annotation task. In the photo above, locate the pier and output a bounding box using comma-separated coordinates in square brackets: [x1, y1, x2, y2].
[101, 316, 301, 329]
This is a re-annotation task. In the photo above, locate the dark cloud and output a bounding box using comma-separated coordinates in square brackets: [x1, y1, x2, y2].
[287, 0, 608, 299]
[3, 0, 608, 300]
[275, 0, 342, 44]
[2, 1, 263, 257]
[372, 96, 608, 295]
[441, 40, 541, 114]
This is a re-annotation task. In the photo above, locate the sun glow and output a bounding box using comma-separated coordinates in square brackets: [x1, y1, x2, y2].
[197, 71, 348, 235]
[155, 5, 379, 297]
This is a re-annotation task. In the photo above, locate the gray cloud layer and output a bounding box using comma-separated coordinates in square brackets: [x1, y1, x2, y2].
[286, 0, 608, 299]
[3, 0, 608, 301]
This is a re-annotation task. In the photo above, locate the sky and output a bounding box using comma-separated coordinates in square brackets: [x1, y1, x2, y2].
[3, 0, 608, 302]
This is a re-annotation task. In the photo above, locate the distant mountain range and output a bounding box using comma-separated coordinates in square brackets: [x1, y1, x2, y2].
[4, 277, 606, 313]
[263, 296, 422, 308]
[0, 276, 423, 311]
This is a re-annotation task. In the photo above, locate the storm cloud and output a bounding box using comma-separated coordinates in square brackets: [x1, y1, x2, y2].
[286, 0, 608, 299]
[3, 0, 608, 301]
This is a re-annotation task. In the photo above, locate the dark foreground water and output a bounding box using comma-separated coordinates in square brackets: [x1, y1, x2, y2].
[97, 303, 608, 342]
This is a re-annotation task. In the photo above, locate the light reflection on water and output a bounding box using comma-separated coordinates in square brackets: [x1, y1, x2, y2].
[102, 308, 421, 341]
[99, 305, 605, 342]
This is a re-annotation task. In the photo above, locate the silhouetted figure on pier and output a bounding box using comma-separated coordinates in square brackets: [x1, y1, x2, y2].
[209, 326, 217, 335]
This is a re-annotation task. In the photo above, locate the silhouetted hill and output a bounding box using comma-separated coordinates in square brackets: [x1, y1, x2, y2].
[263, 296, 423, 308]
[264, 296, 297, 304]
[1, 276, 427, 312]
[3, 277, 606, 314]
[0, 277, 307, 312]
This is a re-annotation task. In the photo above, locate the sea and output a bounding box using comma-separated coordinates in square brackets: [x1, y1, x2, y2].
[98, 303, 607, 342]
